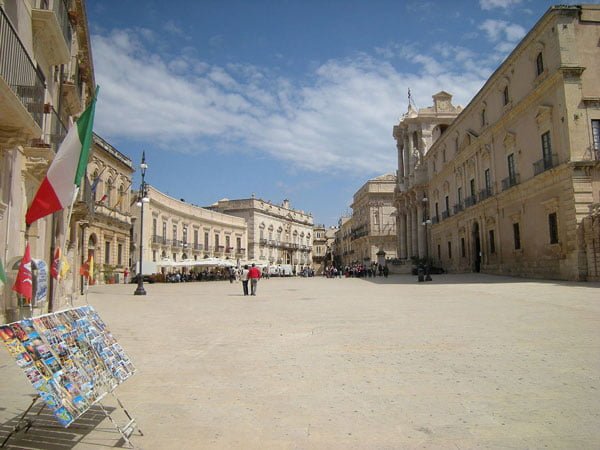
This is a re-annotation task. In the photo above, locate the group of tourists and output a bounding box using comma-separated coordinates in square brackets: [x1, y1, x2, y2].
[324, 263, 389, 278]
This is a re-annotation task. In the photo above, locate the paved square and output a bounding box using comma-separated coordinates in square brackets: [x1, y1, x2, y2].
[1, 274, 599, 449]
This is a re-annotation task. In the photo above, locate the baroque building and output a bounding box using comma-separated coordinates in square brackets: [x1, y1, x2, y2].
[421, 5, 600, 280]
[312, 225, 337, 274]
[131, 186, 248, 272]
[209, 198, 313, 272]
[72, 134, 134, 284]
[350, 174, 398, 265]
[0, 0, 94, 321]
[335, 216, 353, 268]
[393, 92, 462, 265]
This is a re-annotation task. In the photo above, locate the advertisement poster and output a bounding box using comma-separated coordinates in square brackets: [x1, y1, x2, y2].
[33, 259, 48, 306]
[0, 306, 135, 427]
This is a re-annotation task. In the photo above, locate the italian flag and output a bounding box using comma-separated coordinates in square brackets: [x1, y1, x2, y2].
[25, 91, 98, 226]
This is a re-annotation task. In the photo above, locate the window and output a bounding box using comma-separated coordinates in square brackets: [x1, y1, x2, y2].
[104, 241, 111, 264]
[445, 196, 450, 214]
[484, 169, 491, 191]
[162, 221, 167, 238]
[412, 132, 419, 151]
[455, 136, 459, 153]
[503, 86, 510, 106]
[591, 120, 600, 154]
[536, 52, 544, 76]
[214, 233, 220, 248]
[541, 131, 552, 165]
[447, 241, 452, 259]
[204, 232, 209, 249]
[152, 218, 157, 236]
[152, 250, 156, 262]
[461, 237, 466, 257]
[470, 179, 475, 198]
[172, 225, 177, 242]
[182, 225, 188, 244]
[481, 108, 486, 127]
[548, 212, 559, 244]
[225, 235, 230, 249]
[435, 202, 439, 221]
[489, 230, 496, 254]
[194, 230, 198, 245]
[437, 244, 441, 260]
[373, 210, 379, 226]
[117, 243, 123, 265]
[458, 187, 463, 204]
[237, 237, 242, 250]
[442, 148, 447, 162]
[513, 223, 521, 250]
[507, 153, 516, 182]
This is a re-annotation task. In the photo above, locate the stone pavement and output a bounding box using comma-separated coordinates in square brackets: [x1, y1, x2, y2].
[1, 274, 599, 449]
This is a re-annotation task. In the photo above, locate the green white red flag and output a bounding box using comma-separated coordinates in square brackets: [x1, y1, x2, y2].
[12, 243, 32, 300]
[25, 91, 98, 226]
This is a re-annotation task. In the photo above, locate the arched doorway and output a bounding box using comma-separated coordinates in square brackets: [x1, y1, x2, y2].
[87, 234, 97, 261]
[472, 222, 481, 273]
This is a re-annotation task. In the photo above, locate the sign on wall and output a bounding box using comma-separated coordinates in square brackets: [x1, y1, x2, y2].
[0, 306, 135, 427]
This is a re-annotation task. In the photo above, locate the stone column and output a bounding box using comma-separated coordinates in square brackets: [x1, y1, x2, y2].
[411, 206, 419, 259]
[399, 212, 407, 259]
[397, 142, 404, 181]
[404, 135, 411, 179]
[406, 208, 413, 258]
[417, 203, 426, 258]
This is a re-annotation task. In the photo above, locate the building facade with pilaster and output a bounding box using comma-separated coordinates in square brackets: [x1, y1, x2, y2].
[209, 198, 313, 272]
[72, 134, 134, 284]
[0, 0, 94, 321]
[423, 5, 600, 280]
[131, 186, 248, 273]
[393, 92, 462, 264]
[350, 174, 398, 265]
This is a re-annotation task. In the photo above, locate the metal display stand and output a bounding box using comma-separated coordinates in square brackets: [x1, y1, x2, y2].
[1, 392, 143, 448]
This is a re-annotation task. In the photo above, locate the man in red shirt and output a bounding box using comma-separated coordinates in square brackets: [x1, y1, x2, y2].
[247, 263, 261, 296]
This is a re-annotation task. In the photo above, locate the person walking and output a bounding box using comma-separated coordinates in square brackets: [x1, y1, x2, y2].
[248, 263, 261, 296]
[240, 265, 249, 296]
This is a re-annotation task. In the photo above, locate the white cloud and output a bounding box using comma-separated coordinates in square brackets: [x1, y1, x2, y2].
[92, 29, 490, 175]
[479, 0, 523, 10]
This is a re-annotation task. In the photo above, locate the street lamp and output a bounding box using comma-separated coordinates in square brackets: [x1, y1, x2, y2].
[134, 152, 149, 295]
[421, 195, 432, 281]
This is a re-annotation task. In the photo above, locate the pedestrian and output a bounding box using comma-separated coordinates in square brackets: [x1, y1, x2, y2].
[241, 265, 249, 296]
[248, 263, 261, 296]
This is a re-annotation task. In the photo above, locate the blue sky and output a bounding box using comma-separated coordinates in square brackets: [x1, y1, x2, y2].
[87, 0, 589, 226]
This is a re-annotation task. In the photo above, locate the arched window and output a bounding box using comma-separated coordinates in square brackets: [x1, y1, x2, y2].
[105, 178, 114, 205]
[536, 52, 544, 76]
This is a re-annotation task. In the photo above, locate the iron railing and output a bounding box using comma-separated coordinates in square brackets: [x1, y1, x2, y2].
[0, 7, 46, 128]
[453, 203, 464, 215]
[501, 174, 520, 191]
[48, 105, 67, 152]
[533, 153, 558, 176]
[479, 186, 494, 201]
[441, 210, 450, 220]
[464, 195, 477, 208]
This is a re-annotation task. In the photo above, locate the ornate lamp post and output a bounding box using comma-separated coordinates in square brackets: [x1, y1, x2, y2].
[421, 195, 432, 281]
[134, 152, 149, 295]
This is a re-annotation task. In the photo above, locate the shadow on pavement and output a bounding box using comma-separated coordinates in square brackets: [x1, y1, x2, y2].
[0, 398, 119, 449]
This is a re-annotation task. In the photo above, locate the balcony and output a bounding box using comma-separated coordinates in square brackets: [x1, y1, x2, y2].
[235, 248, 245, 256]
[214, 245, 225, 254]
[533, 154, 558, 176]
[31, 0, 72, 66]
[172, 239, 183, 249]
[47, 105, 67, 152]
[501, 174, 520, 191]
[441, 210, 450, 220]
[0, 8, 45, 140]
[464, 195, 477, 208]
[479, 187, 494, 201]
[61, 58, 84, 114]
[152, 235, 166, 246]
[431, 216, 439, 225]
[225, 246, 234, 255]
[192, 243, 203, 252]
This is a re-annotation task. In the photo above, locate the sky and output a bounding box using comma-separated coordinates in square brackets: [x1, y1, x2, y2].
[86, 0, 595, 226]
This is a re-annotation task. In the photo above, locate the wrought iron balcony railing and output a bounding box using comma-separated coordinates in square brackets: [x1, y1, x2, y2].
[0, 7, 45, 129]
[464, 195, 477, 208]
[501, 174, 520, 191]
[479, 187, 494, 201]
[533, 154, 558, 176]
[441, 210, 450, 220]
[453, 203, 464, 215]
